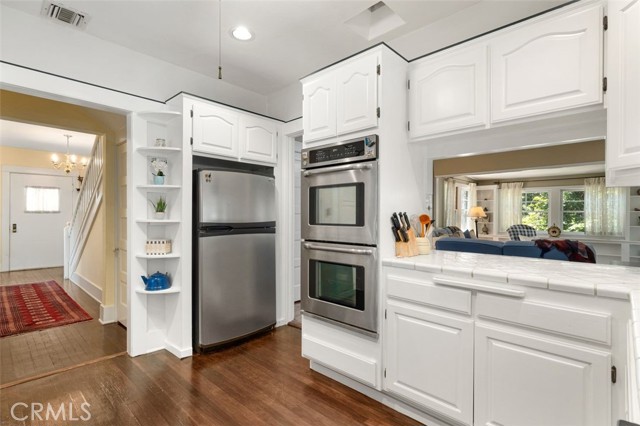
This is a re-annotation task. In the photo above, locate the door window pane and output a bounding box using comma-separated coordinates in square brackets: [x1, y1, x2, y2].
[310, 183, 364, 226]
[25, 186, 60, 213]
[521, 192, 549, 230]
[309, 260, 364, 310]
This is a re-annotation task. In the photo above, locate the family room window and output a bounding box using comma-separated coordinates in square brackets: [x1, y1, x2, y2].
[25, 186, 60, 213]
[521, 191, 549, 231]
[562, 190, 585, 233]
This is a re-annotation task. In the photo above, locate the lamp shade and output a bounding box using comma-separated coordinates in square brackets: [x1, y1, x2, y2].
[468, 206, 487, 219]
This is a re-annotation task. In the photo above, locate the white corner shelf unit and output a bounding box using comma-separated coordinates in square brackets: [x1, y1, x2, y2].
[129, 109, 192, 359]
[475, 185, 499, 237]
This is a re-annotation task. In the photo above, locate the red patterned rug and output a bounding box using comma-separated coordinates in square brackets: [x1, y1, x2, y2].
[0, 281, 92, 338]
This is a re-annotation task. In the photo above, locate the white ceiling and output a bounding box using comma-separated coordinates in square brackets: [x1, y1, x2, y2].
[465, 164, 606, 181]
[1, 0, 566, 95]
[0, 119, 97, 156]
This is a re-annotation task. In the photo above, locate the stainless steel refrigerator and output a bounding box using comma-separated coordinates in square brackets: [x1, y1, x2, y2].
[194, 169, 276, 351]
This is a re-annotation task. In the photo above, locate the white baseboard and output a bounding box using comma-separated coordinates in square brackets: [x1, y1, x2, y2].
[99, 304, 116, 324]
[70, 271, 102, 303]
[165, 341, 193, 359]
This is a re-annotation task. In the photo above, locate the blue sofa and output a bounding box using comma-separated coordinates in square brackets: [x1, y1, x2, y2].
[435, 237, 594, 262]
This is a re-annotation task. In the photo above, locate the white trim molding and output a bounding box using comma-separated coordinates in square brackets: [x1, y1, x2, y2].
[70, 271, 102, 303]
[99, 304, 116, 324]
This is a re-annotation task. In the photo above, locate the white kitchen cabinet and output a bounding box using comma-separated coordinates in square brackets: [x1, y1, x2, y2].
[302, 52, 379, 144]
[240, 115, 277, 164]
[302, 73, 336, 143]
[490, 4, 603, 122]
[192, 102, 239, 159]
[384, 299, 474, 426]
[606, 0, 640, 186]
[336, 53, 379, 136]
[474, 323, 611, 426]
[409, 44, 488, 139]
[192, 101, 278, 165]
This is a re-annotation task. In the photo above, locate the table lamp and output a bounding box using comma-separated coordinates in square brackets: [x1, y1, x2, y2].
[468, 206, 487, 236]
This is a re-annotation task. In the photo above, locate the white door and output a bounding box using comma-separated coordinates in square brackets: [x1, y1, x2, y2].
[9, 172, 73, 271]
[116, 141, 128, 327]
[606, 0, 640, 186]
[302, 72, 336, 143]
[384, 300, 474, 426]
[240, 115, 277, 164]
[490, 4, 602, 122]
[409, 44, 488, 138]
[336, 53, 378, 136]
[192, 102, 239, 158]
[474, 323, 611, 426]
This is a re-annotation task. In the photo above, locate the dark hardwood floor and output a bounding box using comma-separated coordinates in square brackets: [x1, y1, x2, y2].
[0, 267, 127, 385]
[1, 325, 420, 426]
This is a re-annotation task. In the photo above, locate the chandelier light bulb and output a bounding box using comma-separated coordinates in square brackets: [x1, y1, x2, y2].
[51, 153, 59, 163]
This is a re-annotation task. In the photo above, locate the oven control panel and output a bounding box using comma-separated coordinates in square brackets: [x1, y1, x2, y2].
[302, 135, 378, 169]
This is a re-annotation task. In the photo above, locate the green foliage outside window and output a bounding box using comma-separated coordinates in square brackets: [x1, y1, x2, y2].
[562, 190, 585, 233]
[521, 192, 549, 231]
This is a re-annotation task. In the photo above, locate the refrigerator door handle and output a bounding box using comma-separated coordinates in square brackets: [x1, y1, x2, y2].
[303, 162, 373, 177]
[303, 243, 373, 255]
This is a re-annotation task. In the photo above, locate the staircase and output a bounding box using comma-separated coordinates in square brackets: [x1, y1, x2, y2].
[68, 135, 104, 274]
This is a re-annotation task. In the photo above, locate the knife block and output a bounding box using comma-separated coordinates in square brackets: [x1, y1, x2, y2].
[395, 228, 420, 257]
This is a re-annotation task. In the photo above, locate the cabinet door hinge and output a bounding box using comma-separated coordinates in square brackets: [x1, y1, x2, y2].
[376, 107, 381, 118]
[384, 368, 387, 378]
[190, 137, 193, 146]
[377, 64, 381, 75]
[190, 109, 194, 118]
[603, 77, 608, 93]
[407, 121, 411, 132]
[603, 15, 608, 31]
[384, 309, 387, 319]
[612, 366, 617, 383]
[407, 80, 411, 90]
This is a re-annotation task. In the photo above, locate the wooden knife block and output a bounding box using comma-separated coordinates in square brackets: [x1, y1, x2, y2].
[395, 228, 420, 257]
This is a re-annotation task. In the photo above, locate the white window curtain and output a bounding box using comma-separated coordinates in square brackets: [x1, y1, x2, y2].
[499, 182, 524, 231]
[584, 177, 626, 236]
[443, 178, 456, 226]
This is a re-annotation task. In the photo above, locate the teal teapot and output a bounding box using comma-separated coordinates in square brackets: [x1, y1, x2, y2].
[141, 271, 171, 291]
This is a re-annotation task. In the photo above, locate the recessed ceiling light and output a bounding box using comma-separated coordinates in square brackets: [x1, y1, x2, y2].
[231, 26, 253, 41]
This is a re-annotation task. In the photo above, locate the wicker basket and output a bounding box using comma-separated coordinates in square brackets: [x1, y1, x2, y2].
[145, 239, 172, 255]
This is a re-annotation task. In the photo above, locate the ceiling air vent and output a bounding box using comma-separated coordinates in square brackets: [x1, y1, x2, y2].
[41, 1, 89, 29]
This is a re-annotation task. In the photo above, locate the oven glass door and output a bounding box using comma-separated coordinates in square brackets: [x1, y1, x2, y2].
[309, 260, 364, 310]
[302, 162, 377, 245]
[301, 241, 378, 334]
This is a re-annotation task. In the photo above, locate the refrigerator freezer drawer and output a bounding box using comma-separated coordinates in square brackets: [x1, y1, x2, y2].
[198, 232, 276, 347]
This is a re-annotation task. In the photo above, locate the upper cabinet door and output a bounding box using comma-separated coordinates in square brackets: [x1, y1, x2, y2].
[336, 53, 379, 136]
[303, 73, 337, 143]
[409, 45, 488, 139]
[491, 4, 603, 122]
[192, 102, 239, 158]
[240, 115, 278, 165]
[606, 0, 640, 186]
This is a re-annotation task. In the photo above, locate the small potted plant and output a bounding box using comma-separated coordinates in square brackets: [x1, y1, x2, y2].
[151, 196, 167, 220]
[151, 158, 167, 185]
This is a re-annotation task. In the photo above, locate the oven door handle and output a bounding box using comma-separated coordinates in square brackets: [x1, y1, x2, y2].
[303, 162, 373, 177]
[303, 243, 373, 255]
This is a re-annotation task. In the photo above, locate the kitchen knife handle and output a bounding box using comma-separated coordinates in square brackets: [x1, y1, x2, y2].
[391, 226, 401, 242]
[403, 212, 411, 230]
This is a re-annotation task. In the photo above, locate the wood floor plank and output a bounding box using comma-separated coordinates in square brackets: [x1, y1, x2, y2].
[0, 327, 421, 426]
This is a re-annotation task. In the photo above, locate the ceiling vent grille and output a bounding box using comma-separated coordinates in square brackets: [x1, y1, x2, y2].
[41, 1, 89, 28]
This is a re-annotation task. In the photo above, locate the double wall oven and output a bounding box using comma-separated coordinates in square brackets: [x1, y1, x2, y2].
[301, 135, 379, 335]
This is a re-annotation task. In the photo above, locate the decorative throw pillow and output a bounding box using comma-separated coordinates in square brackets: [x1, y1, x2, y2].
[453, 230, 465, 238]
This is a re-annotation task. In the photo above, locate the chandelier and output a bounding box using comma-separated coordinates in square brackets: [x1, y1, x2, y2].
[51, 134, 87, 174]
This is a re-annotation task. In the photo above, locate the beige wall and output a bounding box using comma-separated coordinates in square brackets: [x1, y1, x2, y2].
[434, 140, 605, 177]
[74, 204, 105, 292]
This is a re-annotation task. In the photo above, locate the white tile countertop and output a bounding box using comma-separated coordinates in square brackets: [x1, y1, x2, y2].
[383, 251, 640, 299]
[383, 251, 640, 413]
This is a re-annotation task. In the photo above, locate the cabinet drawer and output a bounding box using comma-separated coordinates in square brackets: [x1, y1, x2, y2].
[301, 314, 379, 388]
[476, 293, 611, 345]
[386, 273, 471, 315]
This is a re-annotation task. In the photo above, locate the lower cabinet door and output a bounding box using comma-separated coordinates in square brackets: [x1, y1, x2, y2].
[384, 300, 473, 426]
[474, 324, 611, 426]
